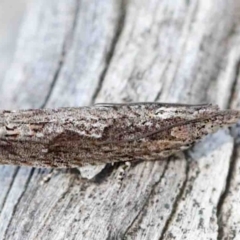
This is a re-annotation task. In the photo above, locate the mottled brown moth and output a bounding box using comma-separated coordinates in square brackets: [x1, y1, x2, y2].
[0, 102, 239, 168]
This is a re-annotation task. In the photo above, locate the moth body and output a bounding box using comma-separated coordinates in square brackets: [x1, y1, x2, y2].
[0, 103, 239, 168]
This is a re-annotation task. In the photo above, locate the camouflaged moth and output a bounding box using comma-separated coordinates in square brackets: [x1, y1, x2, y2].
[0, 102, 239, 168]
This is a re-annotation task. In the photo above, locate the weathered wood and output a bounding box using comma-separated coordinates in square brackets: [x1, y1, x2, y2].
[1, 0, 240, 239]
[218, 72, 240, 239]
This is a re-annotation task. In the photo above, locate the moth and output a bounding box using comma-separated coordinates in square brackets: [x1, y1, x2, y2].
[0, 102, 239, 168]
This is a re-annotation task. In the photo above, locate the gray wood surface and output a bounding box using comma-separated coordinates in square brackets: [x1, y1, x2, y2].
[1, 0, 240, 239]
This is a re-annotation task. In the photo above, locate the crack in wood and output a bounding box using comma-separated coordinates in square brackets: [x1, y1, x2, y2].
[33, 173, 79, 239]
[216, 57, 240, 239]
[159, 155, 189, 240]
[3, 168, 35, 240]
[91, 0, 126, 104]
[41, 0, 81, 108]
[0, 167, 19, 215]
[216, 145, 237, 240]
[229, 58, 240, 109]
[121, 161, 169, 239]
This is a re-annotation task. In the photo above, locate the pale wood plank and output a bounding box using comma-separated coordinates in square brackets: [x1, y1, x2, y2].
[0, 0, 240, 239]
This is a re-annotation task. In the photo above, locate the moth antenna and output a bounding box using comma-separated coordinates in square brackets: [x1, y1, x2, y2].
[94, 102, 212, 107]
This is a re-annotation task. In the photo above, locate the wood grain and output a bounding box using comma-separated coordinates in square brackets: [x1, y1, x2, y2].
[0, 0, 240, 239]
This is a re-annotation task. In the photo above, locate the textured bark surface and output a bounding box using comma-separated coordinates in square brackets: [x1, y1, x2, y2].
[0, 104, 239, 168]
[1, 0, 240, 239]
